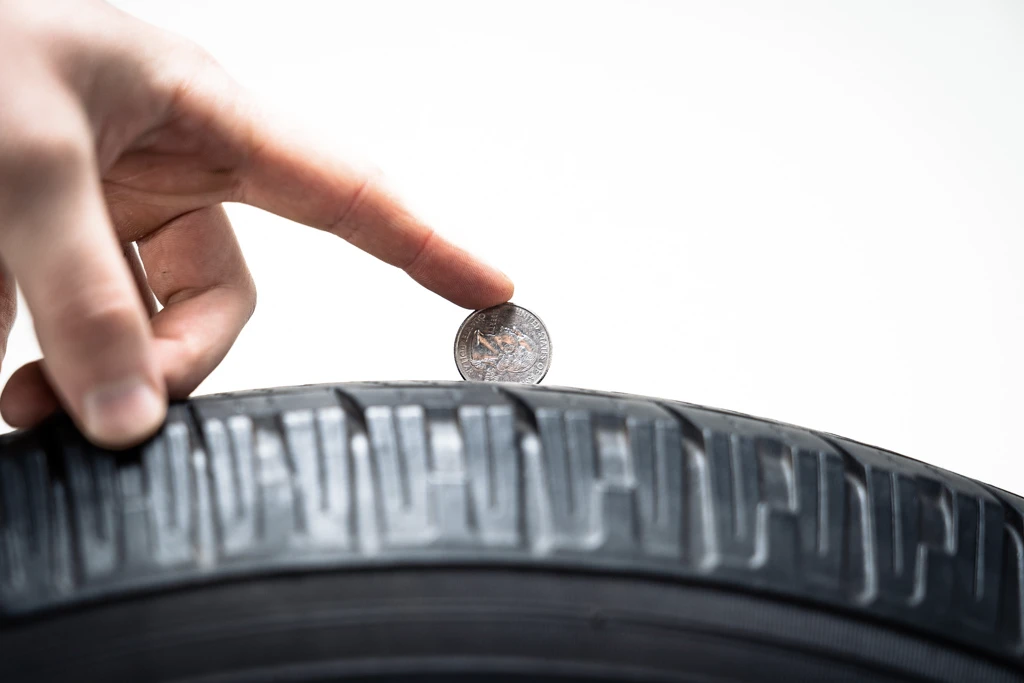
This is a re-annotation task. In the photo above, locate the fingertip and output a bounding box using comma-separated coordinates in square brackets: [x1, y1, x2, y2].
[404, 238, 515, 310]
[494, 270, 515, 305]
[467, 268, 514, 309]
[457, 264, 515, 310]
[0, 361, 60, 429]
[80, 376, 166, 450]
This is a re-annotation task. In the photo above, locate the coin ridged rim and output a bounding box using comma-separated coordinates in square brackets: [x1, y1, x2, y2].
[453, 302, 552, 384]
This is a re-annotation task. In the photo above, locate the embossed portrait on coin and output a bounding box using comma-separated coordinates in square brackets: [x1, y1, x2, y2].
[454, 303, 551, 384]
[469, 325, 539, 375]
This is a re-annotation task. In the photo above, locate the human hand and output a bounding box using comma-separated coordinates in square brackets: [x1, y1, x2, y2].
[0, 0, 513, 448]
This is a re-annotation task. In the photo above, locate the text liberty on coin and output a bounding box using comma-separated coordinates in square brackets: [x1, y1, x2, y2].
[454, 303, 551, 384]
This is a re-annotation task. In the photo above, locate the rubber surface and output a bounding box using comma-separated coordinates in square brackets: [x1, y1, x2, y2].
[4, 570, 1017, 682]
[1, 381, 1023, 678]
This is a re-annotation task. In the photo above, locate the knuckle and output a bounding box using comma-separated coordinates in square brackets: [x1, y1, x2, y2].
[59, 298, 142, 352]
[22, 130, 89, 176]
[0, 119, 90, 188]
[161, 40, 224, 95]
[185, 43, 221, 71]
[0, 287, 15, 350]
[157, 34, 220, 71]
[0, 117, 92, 230]
[401, 228, 437, 274]
[242, 277, 257, 322]
[327, 172, 378, 241]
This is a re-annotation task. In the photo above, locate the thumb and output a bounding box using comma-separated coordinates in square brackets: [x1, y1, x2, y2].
[0, 115, 165, 448]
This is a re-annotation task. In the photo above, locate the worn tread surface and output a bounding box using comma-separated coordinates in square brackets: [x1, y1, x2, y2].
[1, 381, 1022, 668]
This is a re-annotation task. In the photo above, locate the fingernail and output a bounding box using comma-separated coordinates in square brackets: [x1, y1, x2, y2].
[82, 377, 166, 448]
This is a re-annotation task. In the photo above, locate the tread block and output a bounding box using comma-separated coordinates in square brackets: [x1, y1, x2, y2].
[144, 423, 195, 567]
[365, 405, 435, 546]
[833, 438, 1005, 632]
[282, 408, 354, 549]
[459, 405, 519, 547]
[665, 403, 854, 591]
[501, 387, 685, 557]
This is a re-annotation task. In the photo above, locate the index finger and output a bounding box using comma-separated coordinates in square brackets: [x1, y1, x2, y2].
[185, 65, 513, 309]
[250, 147, 511, 309]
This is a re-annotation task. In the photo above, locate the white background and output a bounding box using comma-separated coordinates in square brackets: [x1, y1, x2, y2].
[2, 1, 1022, 492]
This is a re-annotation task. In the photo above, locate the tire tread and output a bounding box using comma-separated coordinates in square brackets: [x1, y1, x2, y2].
[0, 381, 1019, 668]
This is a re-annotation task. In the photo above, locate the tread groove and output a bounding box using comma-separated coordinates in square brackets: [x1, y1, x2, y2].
[184, 403, 219, 566]
[655, 402, 711, 570]
[331, 387, 379, 554]
[817, 451, 828, 557]
[39, 425, 84, 594]
[491, 386, 545, 553]
[816, 434, 877, 604]
[892, 473, 903, 576]
[277, 411, 308, 535]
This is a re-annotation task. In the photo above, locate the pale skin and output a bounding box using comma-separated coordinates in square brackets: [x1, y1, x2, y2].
[0, 0, 514, 448]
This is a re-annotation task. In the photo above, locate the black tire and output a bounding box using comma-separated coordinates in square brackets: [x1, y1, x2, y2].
[1, 381, 1022, 682]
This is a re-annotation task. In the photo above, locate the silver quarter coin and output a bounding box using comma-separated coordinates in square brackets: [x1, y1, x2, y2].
[454, 303, 551, 384]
